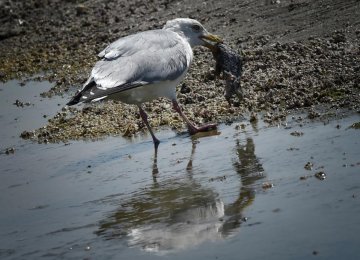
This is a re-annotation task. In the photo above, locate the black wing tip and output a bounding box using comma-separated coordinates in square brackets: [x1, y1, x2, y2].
[66, 98, 79, 106]
[66, 92, 84, 106]
[66, 79, 96, 106]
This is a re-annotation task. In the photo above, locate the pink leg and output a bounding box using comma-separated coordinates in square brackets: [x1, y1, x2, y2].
[172, 100, 217, 135]
[138, 105, 160, 152]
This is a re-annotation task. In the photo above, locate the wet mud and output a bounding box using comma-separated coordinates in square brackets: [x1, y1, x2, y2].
[0, 0, 359, 141]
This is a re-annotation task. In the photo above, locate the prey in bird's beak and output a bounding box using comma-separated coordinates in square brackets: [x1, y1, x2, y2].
[201, 33, 223, 51]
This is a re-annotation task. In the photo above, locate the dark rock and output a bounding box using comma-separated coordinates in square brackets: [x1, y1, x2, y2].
[0, 27, 24, 41]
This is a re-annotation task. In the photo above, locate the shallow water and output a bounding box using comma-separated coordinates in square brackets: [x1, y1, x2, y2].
[1, 80, 360, 259]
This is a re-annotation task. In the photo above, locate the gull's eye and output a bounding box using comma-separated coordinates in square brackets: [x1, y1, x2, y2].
[191, 24, 201, 32]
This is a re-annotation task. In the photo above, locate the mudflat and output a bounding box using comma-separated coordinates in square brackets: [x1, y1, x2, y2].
[1, 0, 359, 141]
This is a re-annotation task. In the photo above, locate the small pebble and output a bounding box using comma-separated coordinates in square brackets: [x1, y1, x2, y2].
[5, 147, 15, 155]
[314, 171, 326, 180]
[262, 182, 274, 189]
[304, 162, 313, 171]
[290, 131, 304, 136]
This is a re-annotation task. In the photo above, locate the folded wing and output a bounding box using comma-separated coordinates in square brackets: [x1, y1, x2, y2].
[67, 30, 191, 106]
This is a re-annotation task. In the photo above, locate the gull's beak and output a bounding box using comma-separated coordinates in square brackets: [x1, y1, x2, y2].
[201, 33, 223, 51]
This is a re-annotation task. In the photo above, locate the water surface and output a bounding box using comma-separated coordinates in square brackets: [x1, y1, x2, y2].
[1, 80, 359, 259]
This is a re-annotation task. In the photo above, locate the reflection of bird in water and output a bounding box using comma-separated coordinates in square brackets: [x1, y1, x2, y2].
[96, 179, 224, 253]
[222, 137, 265, 235]
[96, 134, 265, 253]
[128, 201, 225, 253]
[235, 138, 265, 186]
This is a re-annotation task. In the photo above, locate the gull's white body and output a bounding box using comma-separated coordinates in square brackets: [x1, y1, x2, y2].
[109, 74, 187, 104]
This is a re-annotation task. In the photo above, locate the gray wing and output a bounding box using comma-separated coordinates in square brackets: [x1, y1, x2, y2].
[94, 30, 190, 88]
[67, 30, 191, 105]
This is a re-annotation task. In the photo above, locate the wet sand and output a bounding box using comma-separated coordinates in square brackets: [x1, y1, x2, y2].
[0, 0, 359, 141]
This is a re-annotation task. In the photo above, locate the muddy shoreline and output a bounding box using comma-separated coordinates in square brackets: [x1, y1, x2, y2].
[0, 0, 359, 142]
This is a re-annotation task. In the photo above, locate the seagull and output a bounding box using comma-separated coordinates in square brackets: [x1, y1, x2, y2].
[67, 18, 222, 152]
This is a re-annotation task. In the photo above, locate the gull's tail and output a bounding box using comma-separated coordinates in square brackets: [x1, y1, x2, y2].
[67, 77, 145, 106]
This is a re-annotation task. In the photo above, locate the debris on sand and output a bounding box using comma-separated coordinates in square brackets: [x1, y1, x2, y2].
[262, 182, 274, 189]
[13, 99, 31, 107]
[2, 147, 15, 155]
[314, 171, 326, 180]
[290, 131, 304, 137]
[299, 175, 312, 181]
[349, 122, 360, 129]
[304, 162, 313, 171]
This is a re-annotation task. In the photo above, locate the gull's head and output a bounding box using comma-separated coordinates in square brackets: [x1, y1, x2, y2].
[163, 18, 222, 49]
